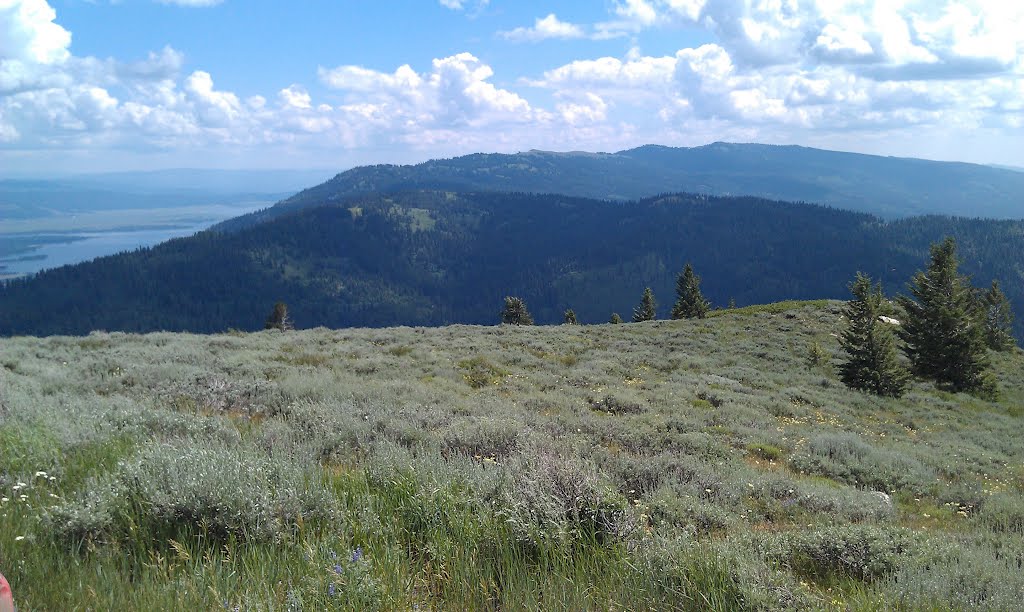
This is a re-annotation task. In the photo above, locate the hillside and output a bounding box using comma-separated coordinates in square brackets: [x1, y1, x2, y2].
[3, 191, 1023, 339]
[218, 143, 1024, 231]
[2, 302, 1023, 609]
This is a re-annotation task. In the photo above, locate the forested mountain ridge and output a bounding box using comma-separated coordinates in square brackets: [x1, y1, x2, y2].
[216, 143, 1024, 232]
[3, 190, 1022, 339]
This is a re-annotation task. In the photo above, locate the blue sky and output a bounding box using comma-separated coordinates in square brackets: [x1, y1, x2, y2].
[1, 0, 1022, 174]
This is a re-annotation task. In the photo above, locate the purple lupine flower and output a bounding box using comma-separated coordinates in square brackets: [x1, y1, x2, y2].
[351, 546, 363, 563]
[328, 583, 336, 597]
[334, 564, 343, 574]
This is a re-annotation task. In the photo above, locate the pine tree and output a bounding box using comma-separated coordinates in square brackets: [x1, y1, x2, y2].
[632, 287, 657, 322]
[838, 273, 908, 397]
[896, 238, 992, 395]
[671, 263, 711, 319]
[264, 302, 294, 331]
[563, 308, 578, 325]
[981, 280, 1015, 351]
[501, 296, 534, 325]
[609, 313, 623, 324]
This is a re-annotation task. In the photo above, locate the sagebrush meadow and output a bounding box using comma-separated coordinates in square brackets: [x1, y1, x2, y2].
[2, 301, 1023, 610]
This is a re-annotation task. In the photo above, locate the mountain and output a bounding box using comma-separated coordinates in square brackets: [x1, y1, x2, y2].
[217, 143, 1024, 232]
[2, 190, 1022, 339]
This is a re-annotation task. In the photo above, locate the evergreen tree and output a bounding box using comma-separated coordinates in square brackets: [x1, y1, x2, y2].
[632, 287, 657, 322]
[563, 308, 579, 325]
[671, 263, 711, 319]
[264, 302, 294, 331]
[838, 273, 908, 397]
[609, 313, 623, 324]
[896, 238, 992, 395]
[981, 280, 1016, 351]
[728, 298, 736, 310]
[501, 296, 534, 326]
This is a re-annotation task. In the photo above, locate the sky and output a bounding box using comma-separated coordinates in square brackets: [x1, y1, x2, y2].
[0, 0, 1022, 175]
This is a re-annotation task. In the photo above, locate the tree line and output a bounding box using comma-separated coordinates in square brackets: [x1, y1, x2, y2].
[494, 237, 1016, 400]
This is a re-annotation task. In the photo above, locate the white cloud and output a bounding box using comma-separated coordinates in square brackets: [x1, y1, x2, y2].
[320, 52, 537, 129]
[2, 0, 1022, 171]
[500, 14, 585, 42]
[0, 0, 71, 64]
[557, 92, 608, 125]
[598, 0, 1024, 78]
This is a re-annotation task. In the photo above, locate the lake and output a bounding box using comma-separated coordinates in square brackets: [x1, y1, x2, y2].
[0, 202, 271, 278]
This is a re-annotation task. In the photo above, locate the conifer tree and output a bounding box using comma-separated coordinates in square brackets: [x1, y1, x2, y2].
[609, 313, 623, 324]
[896, 238, 992, 395]
[632, 287, 657, 322]
[838, 273, 908, 397]
[501, 296, 534, 325]
[563, 308, 579, 325]
[264, 302, 294, 331]
[671, 263, 711, 319]
[981, 280, 1015, 351]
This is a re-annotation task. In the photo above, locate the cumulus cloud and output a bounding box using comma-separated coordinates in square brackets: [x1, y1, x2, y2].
[500, 14, 585, 42]
[557, 92, 608, 125]
[2, 0, 1022, 170]
[319, 52, 538, 129]
[600, 0, 1024, 79]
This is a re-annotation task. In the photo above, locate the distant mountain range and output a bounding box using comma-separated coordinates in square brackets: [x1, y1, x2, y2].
[3, 143, 1023, 338]
[218, 142, 1024, 231]
[3, 189, 1022, 339]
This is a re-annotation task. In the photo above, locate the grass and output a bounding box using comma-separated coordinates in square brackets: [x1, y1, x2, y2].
[2, 300, 1024, 609]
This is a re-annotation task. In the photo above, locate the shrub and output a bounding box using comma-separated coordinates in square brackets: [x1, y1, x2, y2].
[49, 442, 339, 545]
[789, 432, 934, 493]
[976, 493, 1024, 534]
[887, 536, 1024, 610]
[764, 524, 915, 582]
[500, 451, 634, 543]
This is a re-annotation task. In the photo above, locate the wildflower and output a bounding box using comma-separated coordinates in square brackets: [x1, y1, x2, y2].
[14, 536, 24, 542]
[334, 564, 343, 574]
[351, 547, 363, 563]
[328, 583, 336, 597]
[330, 550, 337, 560]
[35, 471, 47, 478]
[0, 498, 8, 503]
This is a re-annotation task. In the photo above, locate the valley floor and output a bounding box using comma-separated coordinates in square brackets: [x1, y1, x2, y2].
[2, 301, 1023, 610]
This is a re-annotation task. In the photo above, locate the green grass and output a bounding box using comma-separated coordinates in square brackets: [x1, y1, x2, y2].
[2, 300, 1023, 610]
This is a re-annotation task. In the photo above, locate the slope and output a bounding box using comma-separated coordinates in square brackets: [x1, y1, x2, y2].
[2, 302, 1023, 609]
[217, 142, 1024, 232]
[2, 191, 1022, 338]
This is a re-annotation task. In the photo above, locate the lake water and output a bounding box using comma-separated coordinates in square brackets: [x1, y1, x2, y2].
[0, 202, 270, 277]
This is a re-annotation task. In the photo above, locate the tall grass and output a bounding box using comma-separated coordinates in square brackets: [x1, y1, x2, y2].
[2, 301, 1023, 609]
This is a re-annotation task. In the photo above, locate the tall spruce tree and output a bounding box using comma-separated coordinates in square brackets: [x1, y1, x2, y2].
[563, 308, 579, 325]
[896, 237, 992, 395]
[501, 296, 534, 325]
[838, 273, 908, 397]
[671, 263, 711, 319]
[632, 287, 657, 322]
[982, 280, 1016, 351]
